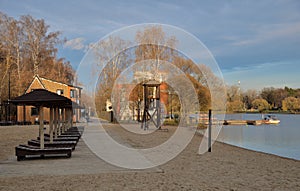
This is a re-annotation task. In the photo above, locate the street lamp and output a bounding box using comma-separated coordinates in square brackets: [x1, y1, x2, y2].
[8, 70, 11, 121]
[137, 98, 141, 122]
[169, 91, 173, 119]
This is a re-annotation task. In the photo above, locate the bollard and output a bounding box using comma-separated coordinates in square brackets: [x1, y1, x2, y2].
[208, 109, 212, 152]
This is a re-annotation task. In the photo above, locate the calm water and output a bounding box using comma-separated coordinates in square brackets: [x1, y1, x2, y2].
[216, 113, 300, 160]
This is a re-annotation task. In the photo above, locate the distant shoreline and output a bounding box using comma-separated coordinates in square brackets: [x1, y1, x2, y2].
[227, 111, 300, 115]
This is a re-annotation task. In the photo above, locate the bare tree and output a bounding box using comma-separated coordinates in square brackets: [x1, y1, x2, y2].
[0, 13, 24, 97]
[135, 26, 177, 80]
[93, 36, 131, 119]
[20, 15, 61, 76]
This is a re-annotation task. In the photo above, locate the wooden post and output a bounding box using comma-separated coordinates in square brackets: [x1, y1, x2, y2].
[23, 105, 26, 125]
[49, 107, 54, 143]
[68, 108, 71, 129]
[39, 105, 44, 149]
[208, 109, 212, 152]
[67, 108, 70, 130]
[70, 108, 73, 128]
[65, 108, 69, 130]
[61, 108, 65, 133]
[58, 108, 61, 135]
[54, 107, 58, 138]
[64, 108, 68, 130]
[64, 108, 67, 131]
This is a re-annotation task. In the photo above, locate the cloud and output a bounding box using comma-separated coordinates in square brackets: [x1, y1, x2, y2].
[222, 59, 300, 89]
[64, 37, 86, 50]
[230, 22, 300, 46]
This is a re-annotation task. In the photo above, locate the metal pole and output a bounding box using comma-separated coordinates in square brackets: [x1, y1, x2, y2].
[157, 86, 161, 129]
[110, 111, 113, 123]
[170, 93, 172, 119]
[137, 99, 140, 122]
[208, 109, 212, 152]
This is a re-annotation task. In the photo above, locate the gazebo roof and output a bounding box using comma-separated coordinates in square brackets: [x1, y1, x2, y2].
[11, 89, 81, 108]
[143, 80, 161, 87]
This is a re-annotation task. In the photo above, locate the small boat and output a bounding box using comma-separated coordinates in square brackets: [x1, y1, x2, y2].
[263, 115, 280, 124]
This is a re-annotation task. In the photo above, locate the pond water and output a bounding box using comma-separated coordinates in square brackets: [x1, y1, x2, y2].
[216, 113, 300, 160]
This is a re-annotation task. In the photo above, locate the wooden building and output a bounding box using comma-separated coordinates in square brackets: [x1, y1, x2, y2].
[17, 75, 82, 124]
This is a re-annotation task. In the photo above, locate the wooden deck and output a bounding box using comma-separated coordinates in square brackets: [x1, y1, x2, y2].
[199, 119, 264, 126]
[223, 120, 263, 125]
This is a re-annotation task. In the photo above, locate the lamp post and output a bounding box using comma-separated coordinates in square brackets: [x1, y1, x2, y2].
[137, 98, 141, 122]
[169, 91, 173, 119]
[8, 71, 11, 121]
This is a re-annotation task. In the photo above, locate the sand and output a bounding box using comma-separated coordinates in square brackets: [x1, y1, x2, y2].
[0, 122, 300, 191]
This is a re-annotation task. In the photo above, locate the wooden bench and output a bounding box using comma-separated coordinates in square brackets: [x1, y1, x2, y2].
[61, 132, 82, 137]
[63, 130, 82, 134]
[37, 136, 79, 143]
[44, 133, 80, 139]
[66, 126, 84, 134]
[15, 145, 72, 161]
[28, 140, 76, 150]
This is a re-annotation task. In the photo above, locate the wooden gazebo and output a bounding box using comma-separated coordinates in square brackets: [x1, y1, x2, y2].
[11, 89, 81, 149]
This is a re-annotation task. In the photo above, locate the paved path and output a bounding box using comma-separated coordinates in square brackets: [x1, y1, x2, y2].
[0, 120, 161, 177]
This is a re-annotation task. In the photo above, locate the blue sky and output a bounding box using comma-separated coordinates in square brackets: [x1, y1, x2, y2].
[1, 0, 300, 90]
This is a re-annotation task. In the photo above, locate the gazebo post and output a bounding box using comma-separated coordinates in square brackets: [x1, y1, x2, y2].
[58, 108, 61, 136]
[23, 104, 26, 125]
[49, 107, 54, 143]
[66, 108, 70, 129]
[39, 105, 44, 149]
[65, 108, 68, 132]
[54, 107, 58, 139]
[64, 108, 67, 130]
[70, 108, 73, 128]
[61, 108, 65, 133]
[68, 108, 71, 129]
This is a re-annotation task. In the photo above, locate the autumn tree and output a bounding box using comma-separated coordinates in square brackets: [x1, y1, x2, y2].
[0, 12, 75, 102]
[273, 88, 288, 109]
[187, 74, 211, 111]
[226, 85, 243, 112]
[282, 97, 300, 112]
[260, 87, 277, 108]
[134, 26, 223, 113]
[0, 13, 24, 98]
[171, 56, 225, 112]
[242, 89, 259, 109]
[252, 98, 270, 112]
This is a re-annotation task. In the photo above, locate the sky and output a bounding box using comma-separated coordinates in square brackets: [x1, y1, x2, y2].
[1, 0, 300, 90]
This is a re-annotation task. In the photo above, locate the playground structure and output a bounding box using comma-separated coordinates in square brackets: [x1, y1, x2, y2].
[141, 80, 162, 130]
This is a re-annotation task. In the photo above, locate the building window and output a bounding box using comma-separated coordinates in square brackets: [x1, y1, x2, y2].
[57, 89, 64, 95]
[31, 107, 39, 116]
[70, 89, 77, 98]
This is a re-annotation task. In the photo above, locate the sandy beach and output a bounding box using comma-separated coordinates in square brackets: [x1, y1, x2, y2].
[0, 122, 299, 191]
